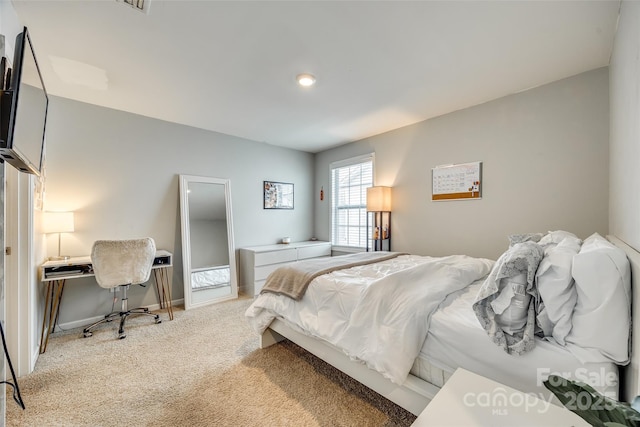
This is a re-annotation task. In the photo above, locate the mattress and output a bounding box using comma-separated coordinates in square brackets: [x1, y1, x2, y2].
[417, 280, 619, 399]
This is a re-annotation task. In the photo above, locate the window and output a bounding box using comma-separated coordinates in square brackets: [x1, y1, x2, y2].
[330, 154, 374, 249]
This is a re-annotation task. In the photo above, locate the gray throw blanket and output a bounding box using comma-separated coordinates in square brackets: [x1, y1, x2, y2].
[261, 252, 406, 300]
[473, 242, 544, 355]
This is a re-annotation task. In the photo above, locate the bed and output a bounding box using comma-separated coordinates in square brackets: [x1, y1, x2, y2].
[245, 233, 638, 416]
[191, 265, 230, 291]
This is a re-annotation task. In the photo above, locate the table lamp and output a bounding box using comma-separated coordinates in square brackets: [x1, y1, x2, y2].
[43, 211, 75, 260]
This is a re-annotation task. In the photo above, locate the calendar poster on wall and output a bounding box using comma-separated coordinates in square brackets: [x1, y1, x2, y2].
[432, 161, 482, 201]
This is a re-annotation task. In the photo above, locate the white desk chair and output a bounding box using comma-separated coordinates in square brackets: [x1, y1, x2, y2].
[83, 238, 161, 339]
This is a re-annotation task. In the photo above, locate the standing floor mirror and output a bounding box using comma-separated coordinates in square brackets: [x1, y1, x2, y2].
[179, 175, 238, 309]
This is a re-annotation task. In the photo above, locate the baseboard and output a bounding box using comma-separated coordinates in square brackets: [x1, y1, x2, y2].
[56, 298, 184, 331]
[30, 346, 40, 373]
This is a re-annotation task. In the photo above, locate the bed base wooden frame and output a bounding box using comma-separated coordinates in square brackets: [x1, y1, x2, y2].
[261, 319, 439, 415]
[261, 235, 640, 415]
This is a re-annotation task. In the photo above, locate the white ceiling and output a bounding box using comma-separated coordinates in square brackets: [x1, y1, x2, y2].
[10, 0, 620, 153]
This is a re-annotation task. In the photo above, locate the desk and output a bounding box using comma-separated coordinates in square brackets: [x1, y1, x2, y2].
[411, 368, 588, 426]
[39, 250, 174, 354]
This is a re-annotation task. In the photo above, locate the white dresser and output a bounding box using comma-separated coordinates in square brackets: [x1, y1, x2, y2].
[240, 241, 331, 296]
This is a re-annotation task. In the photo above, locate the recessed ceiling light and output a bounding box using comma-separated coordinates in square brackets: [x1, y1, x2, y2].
[296, 73, 316, 87]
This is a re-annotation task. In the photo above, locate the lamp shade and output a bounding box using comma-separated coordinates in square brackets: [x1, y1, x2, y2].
[366, 186, 392, 212]
[43, 212, 75, 234]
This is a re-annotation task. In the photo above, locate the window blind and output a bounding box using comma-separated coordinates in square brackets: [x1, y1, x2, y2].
[330, 154, 374, 249]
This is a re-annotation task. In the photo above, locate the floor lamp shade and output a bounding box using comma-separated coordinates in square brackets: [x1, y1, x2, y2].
[366, 186, 392, 212]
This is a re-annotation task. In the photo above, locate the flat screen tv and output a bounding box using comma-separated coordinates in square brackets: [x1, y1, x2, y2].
[0, 27, 49, 176]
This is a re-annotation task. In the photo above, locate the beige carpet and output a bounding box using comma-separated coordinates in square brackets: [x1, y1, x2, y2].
[6, 297, 416, 426]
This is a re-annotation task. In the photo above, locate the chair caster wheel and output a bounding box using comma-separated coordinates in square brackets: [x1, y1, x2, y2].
[118, 334, 126, 340]
[83, 331, 92, 338]
[155, 316, 161, 324]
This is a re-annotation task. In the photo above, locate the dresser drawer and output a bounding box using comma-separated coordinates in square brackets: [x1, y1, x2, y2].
[254, 279, 266, 295]
[297, 244, 331, 260]
[254, 248, 297, 266]
[255, 263, 292, 281]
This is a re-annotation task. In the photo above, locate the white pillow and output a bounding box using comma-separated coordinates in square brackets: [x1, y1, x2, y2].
[565, 233, 631, 364]
[538, 230, 582, 247]
[535, 237, 581, 345]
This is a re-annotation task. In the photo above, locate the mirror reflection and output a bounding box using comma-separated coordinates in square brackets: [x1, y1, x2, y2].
[179, 175, 238, 309]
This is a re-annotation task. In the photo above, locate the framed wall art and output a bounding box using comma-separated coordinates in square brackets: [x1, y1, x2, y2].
[432, 161, 482, 201]
[264, 181, 294, 209]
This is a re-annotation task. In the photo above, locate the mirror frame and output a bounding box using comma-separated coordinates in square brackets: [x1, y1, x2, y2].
[179, 174, 238, 309]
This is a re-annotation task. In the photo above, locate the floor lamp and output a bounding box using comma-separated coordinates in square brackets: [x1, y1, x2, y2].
[366, 186, 392, 252]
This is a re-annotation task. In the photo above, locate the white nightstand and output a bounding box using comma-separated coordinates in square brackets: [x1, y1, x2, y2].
[411, 368, 589, 426]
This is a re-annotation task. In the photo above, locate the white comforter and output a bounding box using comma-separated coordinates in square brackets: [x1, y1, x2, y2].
[246, 254, 494, 384]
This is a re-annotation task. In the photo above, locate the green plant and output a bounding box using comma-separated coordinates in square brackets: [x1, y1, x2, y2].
[544, 375, 640, 427]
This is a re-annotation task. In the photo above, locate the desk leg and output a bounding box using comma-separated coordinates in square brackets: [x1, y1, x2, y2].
[153, 268, 173, 320]
[39, 282, 53, 354]
[154, 274, 163, 309]
[39, 279, 65, 354]
[52, 281, 66, 330]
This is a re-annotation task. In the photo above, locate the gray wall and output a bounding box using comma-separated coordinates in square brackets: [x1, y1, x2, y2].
[44, 97, 314, 326]
[315, 68, 610, 260]
[610, 1, 640, 250]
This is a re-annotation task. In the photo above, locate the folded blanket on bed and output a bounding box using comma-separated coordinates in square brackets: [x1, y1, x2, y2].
[473, 241, 544, 355]
[261, 251, 406, 300]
